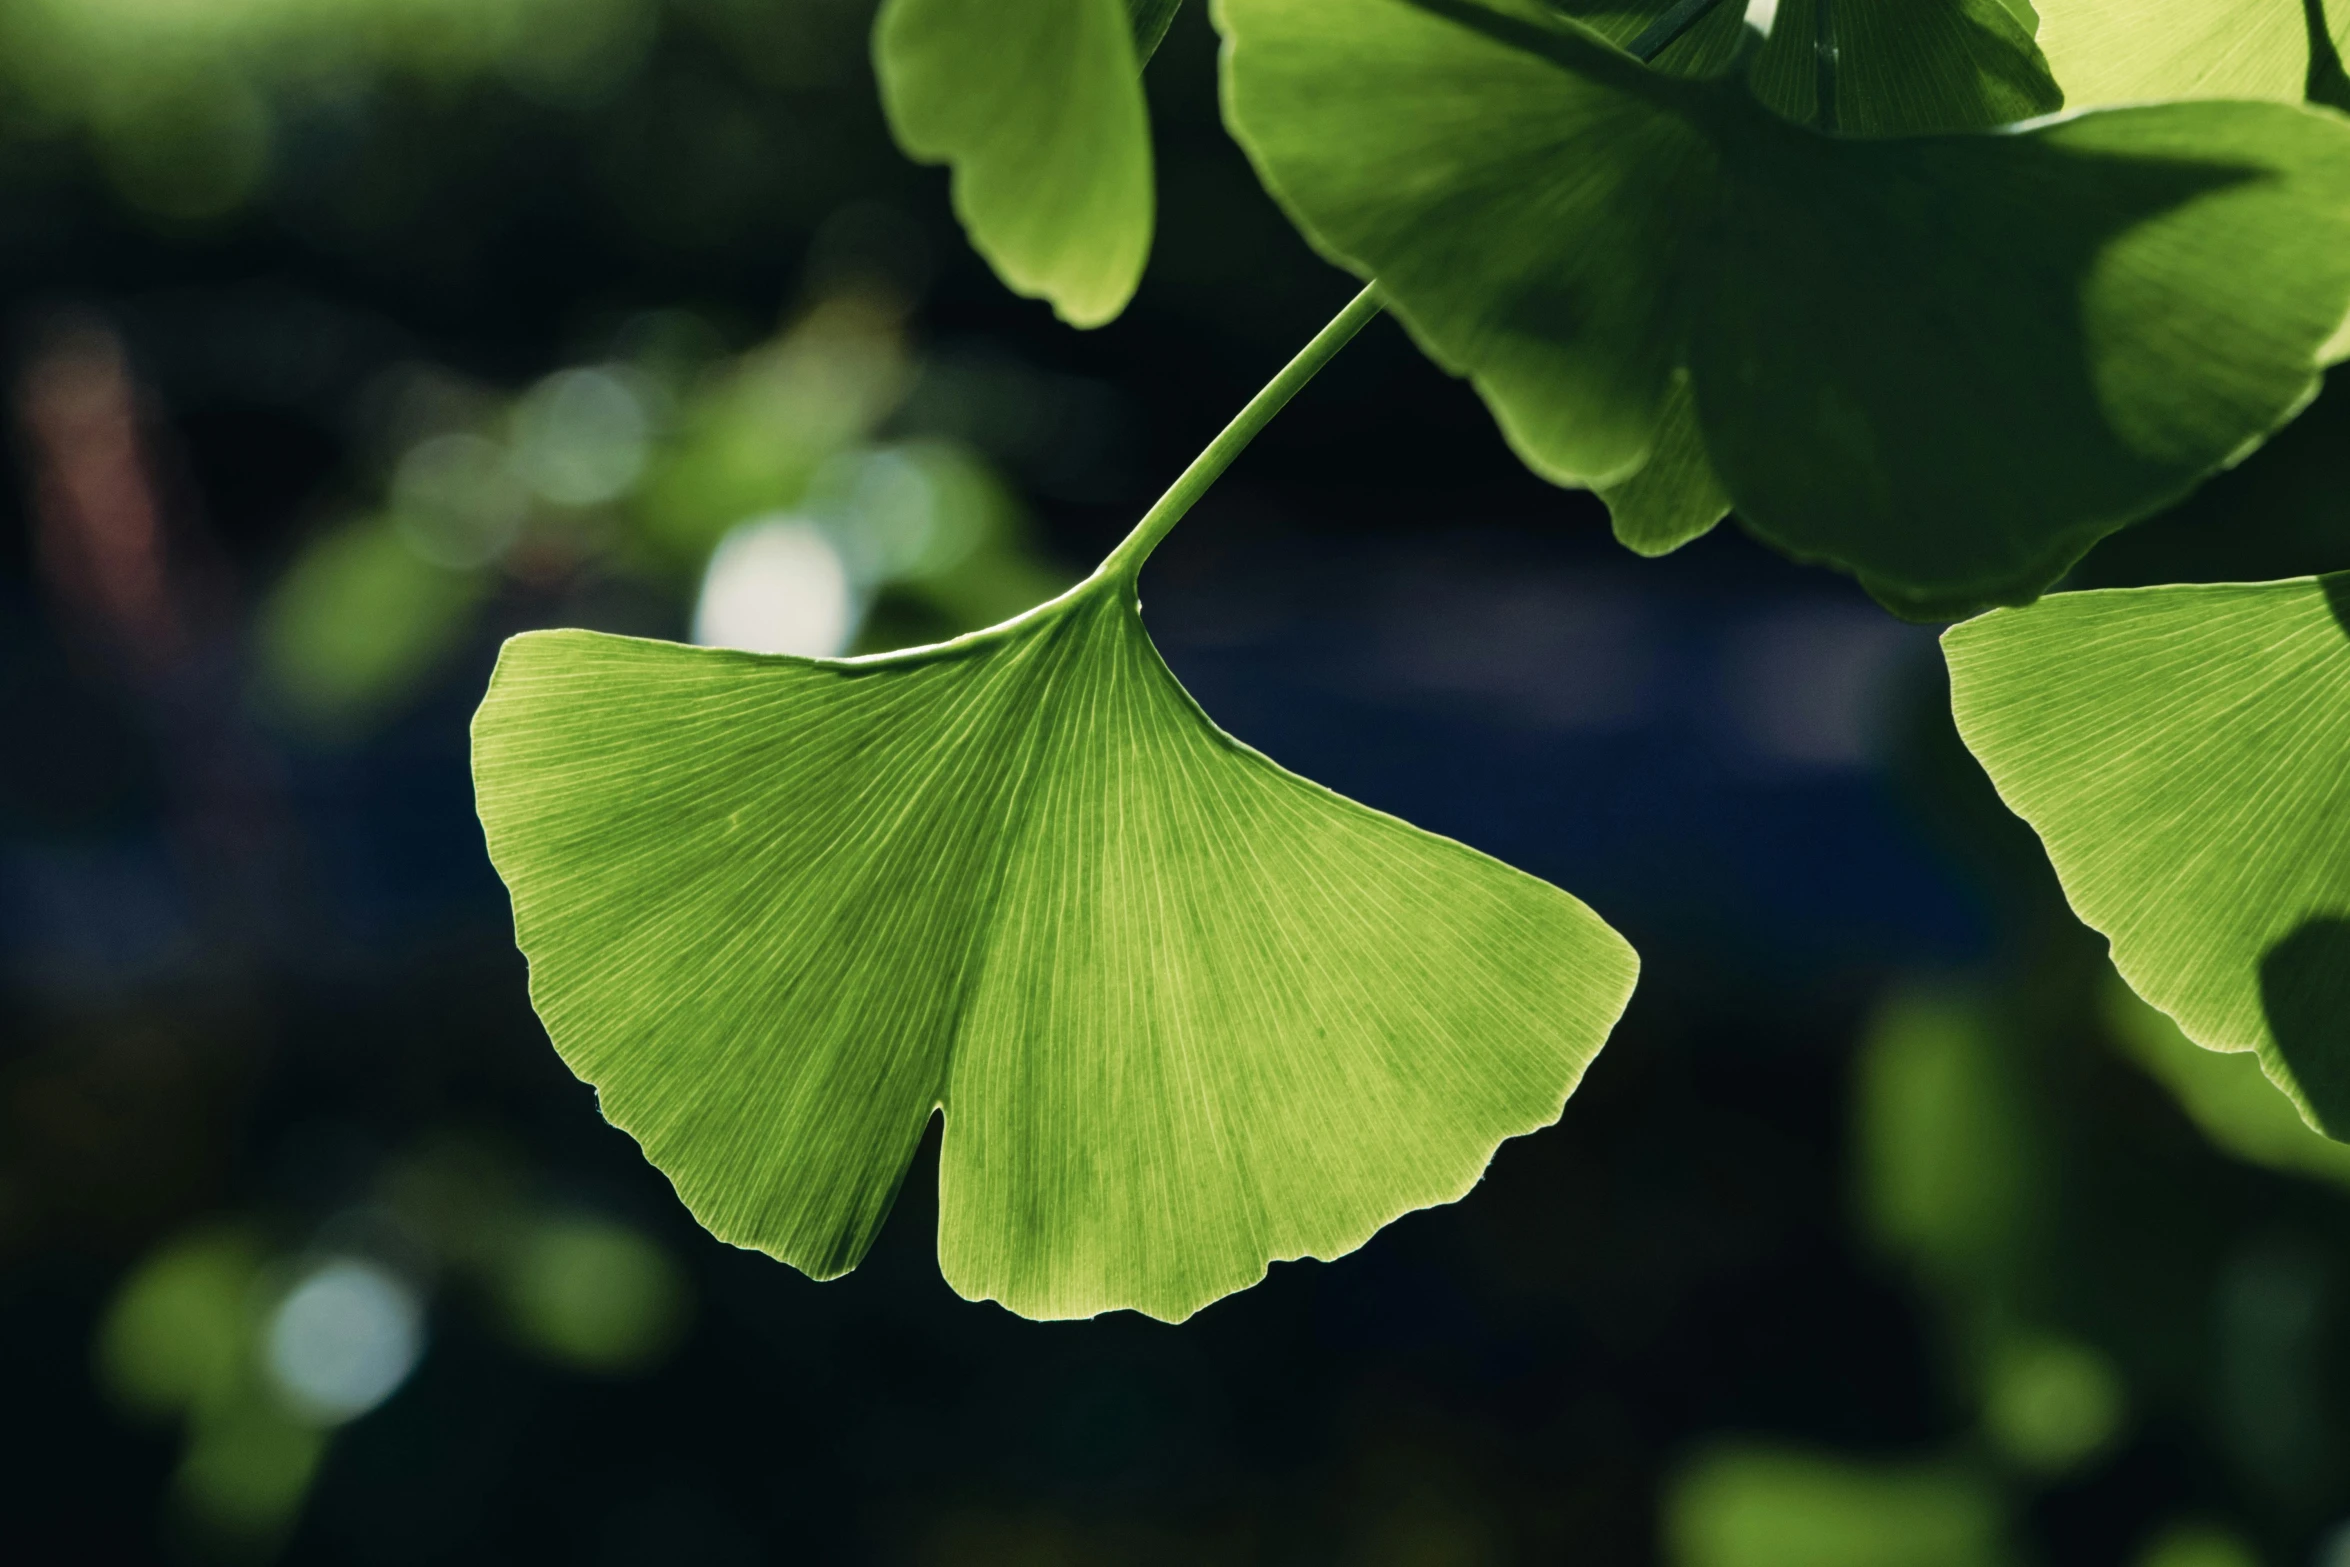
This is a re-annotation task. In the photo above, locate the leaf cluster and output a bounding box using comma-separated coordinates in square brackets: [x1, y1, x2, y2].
[471, 0, 2350, 1320]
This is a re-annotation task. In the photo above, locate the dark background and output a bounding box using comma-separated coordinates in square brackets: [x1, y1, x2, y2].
[5, 2, 2349, 1562]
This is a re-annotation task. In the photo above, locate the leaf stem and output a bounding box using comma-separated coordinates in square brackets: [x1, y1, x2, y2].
[1096, 281, 1384, 584]
[1093, 0, 1715, 590]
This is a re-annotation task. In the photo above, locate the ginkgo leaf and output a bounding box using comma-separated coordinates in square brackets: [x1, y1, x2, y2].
[1596, 0, 2060, 559]
[1550, 0, 1752, 75]
[1215, 0, 2350, 614]
[1945, 577, 2350, 1138]
[471, 577, 1638, 1322]
[876, 0, 1154, 327]
[1130, 0, 1186, 59]
[1597, 375, 1729, 556]
[2035, 0, 2350, 111]
[1746, 0, 2061, 135]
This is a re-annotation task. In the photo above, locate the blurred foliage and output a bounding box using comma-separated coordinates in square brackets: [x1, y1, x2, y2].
[0, 0, 764, 221]
[499, 1215, 688, 1373]
[98, 1226, 329, 1551]
[2136, 1524, 2264, 1567]
[3, 0, 2350, 1556]
[2106, 976, 2350, 1195]
[252, 281, 1070, 734]
[1666, 1447, 2010, 1567]
[94, 1133, 691, 1552]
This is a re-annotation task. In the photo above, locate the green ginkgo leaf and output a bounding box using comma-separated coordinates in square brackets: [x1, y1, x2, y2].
[472, 575, 1637, 1322]
[1216, 0, 2350, 613]
[2035, 0, 2350, 111]
[1745, 0, 2061, 135]
[1130, 0, 1186, 57]
[875, 0, 1158, 327]
[1589, 0, 2063, 557]
[1598, 374, 1730, 557]
[1945, 577, 2350, 1138]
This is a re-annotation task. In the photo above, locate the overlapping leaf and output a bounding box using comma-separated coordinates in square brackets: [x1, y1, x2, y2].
[875, 0, 1173, 327]
[472, 578, 1638, 1321]
[2036, 0, 2350, 111]
[1946, 578, 2350, 1138]
[1216, 0, 2350, 614]
[1744, 0, 2060, 135]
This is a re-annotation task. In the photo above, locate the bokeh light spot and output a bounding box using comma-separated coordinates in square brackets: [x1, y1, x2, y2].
[511, 366, 652, 509]
[501, 1215, 688, 1374]
[262, 1258, 424, 1425]
[693, 515, 858, 656]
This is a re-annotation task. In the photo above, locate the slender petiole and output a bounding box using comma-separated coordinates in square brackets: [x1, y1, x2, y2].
[1097, 1, 1711, 585]
[1096, 282, 1383, 583]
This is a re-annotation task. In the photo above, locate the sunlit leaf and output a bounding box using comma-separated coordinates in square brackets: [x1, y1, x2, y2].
[1215, 0, 2350, 613]
[876, 0, 1153, 327]
[472, 576, 1637, 1321]
[1945, 577, 2350, 1137]
[2035, 0, 2350, 111]
[1129, 0, 1185, 58]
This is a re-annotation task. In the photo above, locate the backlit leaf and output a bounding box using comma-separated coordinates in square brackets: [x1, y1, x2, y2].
[1129, 0, 1185, 58]
[876, 0, 1153, 327]
[1945, 577, 2350, 1138]
[1216, 0, 2350, 613]
[472, 575, 1637, 1321]
[2035, 0, 2350, 111]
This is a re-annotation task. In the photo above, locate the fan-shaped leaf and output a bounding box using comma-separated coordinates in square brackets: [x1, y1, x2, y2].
[1215, 0, 2350, 613]
[876, 0, 1154, 327]
[2035, 0, 2350, 111]
[1746, 0, 2060, 135]
[472, 578, 1638, 1321]
[1597, 377, 1729, 556]
[1945, 577, 2350, 1138]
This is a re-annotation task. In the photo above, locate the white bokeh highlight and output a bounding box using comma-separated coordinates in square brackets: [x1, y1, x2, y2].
[264, 1258, 426, 1425]
[693, 516, 859, 657]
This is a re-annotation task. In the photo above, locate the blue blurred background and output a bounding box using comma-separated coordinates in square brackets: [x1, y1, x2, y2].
[5, 2, 2350, 1562]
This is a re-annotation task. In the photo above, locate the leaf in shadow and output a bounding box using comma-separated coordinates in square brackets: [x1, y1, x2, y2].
[1217, 0, 2350, 614]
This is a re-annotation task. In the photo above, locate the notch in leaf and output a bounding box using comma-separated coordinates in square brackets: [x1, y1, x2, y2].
[876, 0, 1182, 327]
[1215, 0, 2350, 615]
[1946, 577, 2350, 1140]
[473, 581, 1636, 1322]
